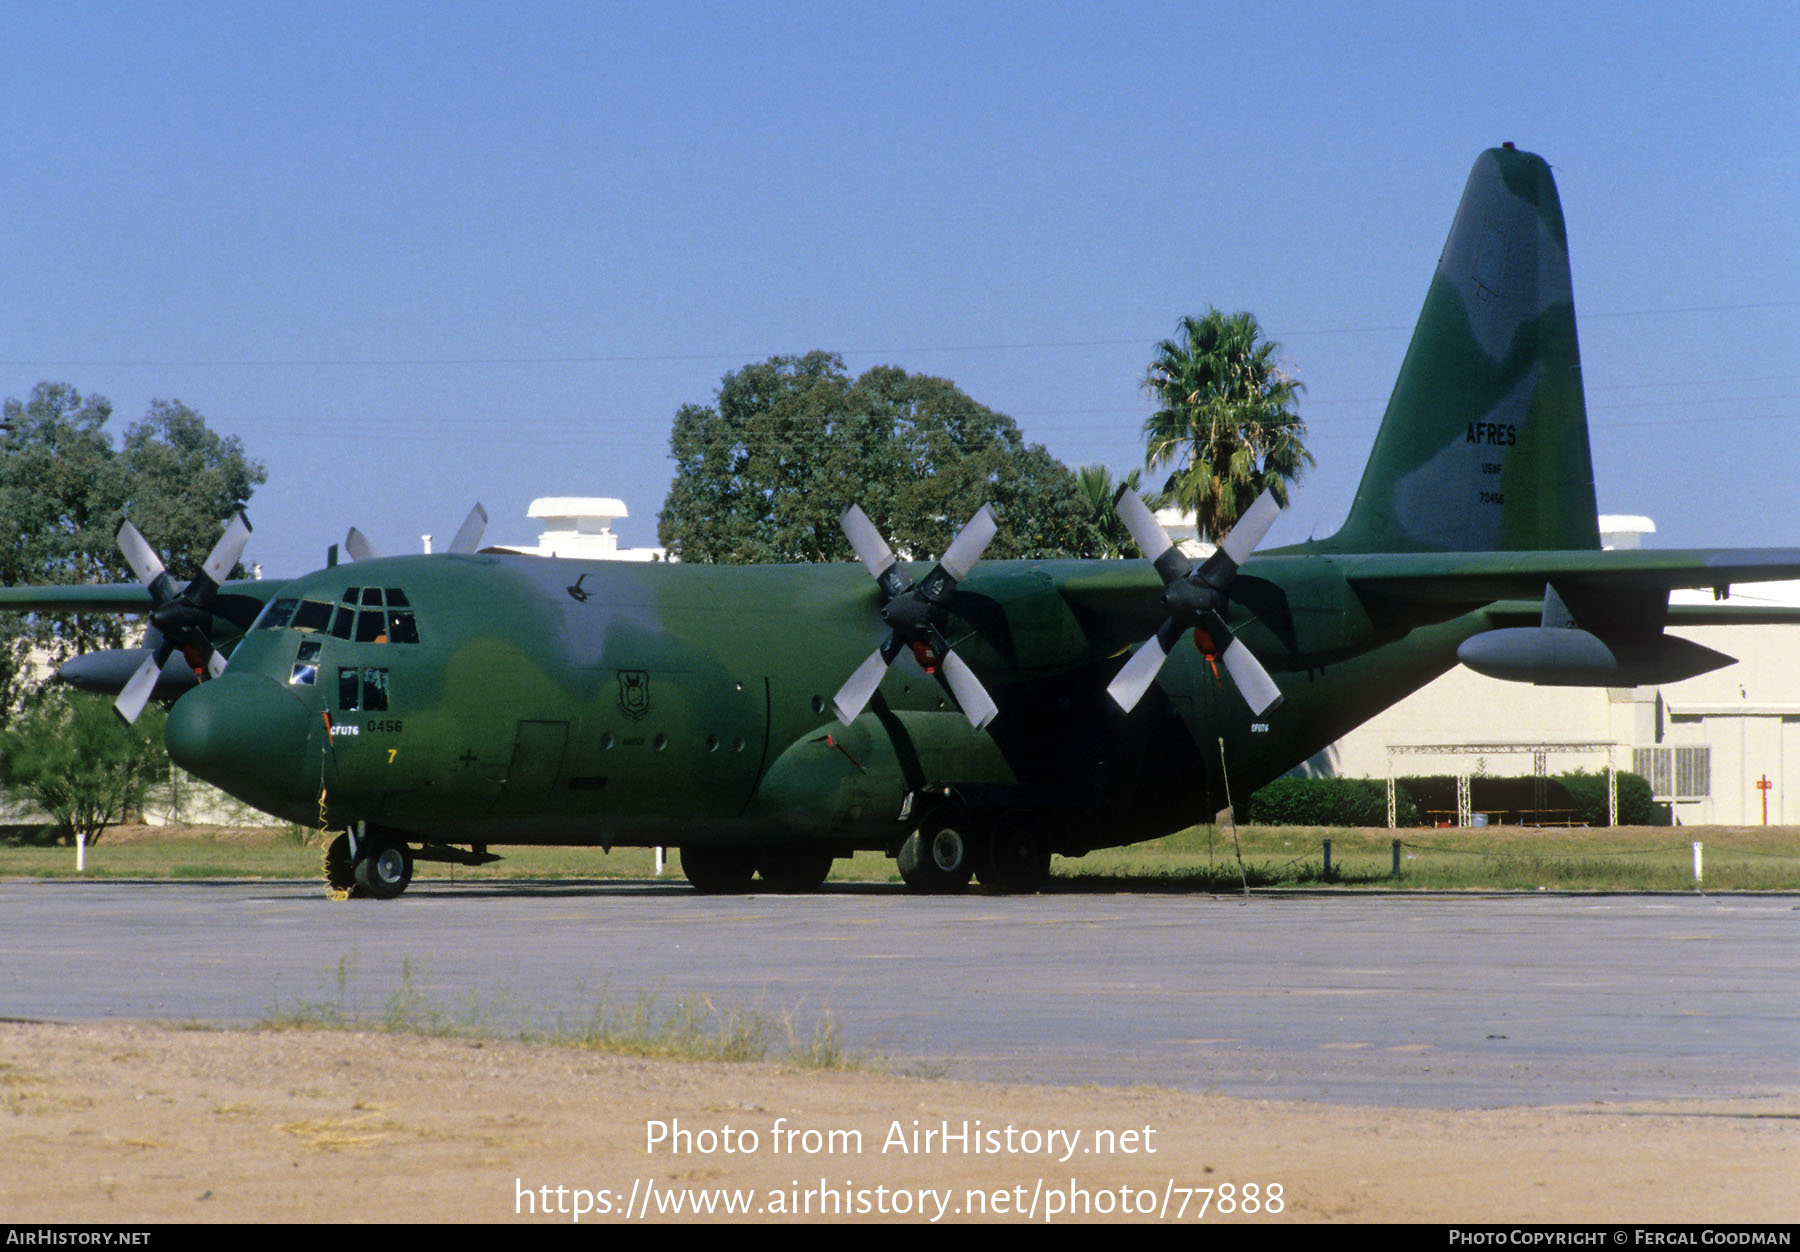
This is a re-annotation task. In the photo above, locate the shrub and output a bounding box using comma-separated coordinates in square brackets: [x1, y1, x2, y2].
[1245, 770, 1655, 827]
[1243, 777, 1417, 827]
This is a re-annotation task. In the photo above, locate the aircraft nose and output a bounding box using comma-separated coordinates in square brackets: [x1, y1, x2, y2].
[165, 673, 314, 816]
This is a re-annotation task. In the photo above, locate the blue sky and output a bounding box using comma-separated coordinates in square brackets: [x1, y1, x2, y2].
[3, 1, 1795, 575]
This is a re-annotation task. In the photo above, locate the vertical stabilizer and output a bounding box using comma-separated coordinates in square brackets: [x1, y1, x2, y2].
[1326, 147, 1600, 553]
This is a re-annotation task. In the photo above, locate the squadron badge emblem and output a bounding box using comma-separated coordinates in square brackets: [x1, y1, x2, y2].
[617, 669, 651, 721]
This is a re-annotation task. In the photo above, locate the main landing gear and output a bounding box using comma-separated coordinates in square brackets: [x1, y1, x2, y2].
[897, 806, 1051, 895]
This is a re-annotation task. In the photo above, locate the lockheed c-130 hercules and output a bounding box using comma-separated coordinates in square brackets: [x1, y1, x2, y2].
[7, 145, 1799, 899]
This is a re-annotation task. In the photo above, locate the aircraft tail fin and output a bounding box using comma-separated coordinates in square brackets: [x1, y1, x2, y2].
[1324, 146, 1601, 554]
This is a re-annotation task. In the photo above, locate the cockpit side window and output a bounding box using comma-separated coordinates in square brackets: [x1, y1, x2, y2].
[290, 600, 334, 633]
[255, 599, 298, 631]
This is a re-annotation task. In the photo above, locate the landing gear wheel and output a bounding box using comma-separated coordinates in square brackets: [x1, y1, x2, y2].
[897, 808, 977, 894]
[323, 833, 357, 899]
[756, 850, 835, 893]
[353, 840, 413, 899]
[681, 846, 758, 893]
[979, 814, 1051, 893]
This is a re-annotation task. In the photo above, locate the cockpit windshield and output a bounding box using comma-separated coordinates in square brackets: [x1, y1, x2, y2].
[254, 587, 420, 644]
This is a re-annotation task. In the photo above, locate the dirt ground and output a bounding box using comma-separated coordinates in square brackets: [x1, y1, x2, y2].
[1, 1021, 1793, 1224]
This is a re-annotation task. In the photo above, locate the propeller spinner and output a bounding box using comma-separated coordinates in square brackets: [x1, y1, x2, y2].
[113, 513, 255, 724]
[833, 504, 1001, 730]
[1107, 487, 1284, 717]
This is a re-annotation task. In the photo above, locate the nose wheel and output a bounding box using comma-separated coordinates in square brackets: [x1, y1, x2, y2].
[323, 832, 414, 899]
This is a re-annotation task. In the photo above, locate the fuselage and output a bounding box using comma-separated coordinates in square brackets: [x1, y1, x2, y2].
[162, 548, 1495, 857]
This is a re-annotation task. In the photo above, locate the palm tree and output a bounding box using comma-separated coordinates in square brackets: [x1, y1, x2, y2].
[1142, 309, 1311, 541]
[1074, 464, 1153, 557]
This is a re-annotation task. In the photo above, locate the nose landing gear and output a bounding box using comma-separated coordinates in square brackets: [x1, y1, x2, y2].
[322, 829, 415, 900]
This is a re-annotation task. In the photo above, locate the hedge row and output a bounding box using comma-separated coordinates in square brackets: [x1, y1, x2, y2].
[1243, 771, 1655, 827]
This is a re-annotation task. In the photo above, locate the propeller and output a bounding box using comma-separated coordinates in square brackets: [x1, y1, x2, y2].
[1107, 487, 1284, 717]
[344, 503, 487, 560]
[833, 504, 1001, 730]
[113, 513, 256, 723]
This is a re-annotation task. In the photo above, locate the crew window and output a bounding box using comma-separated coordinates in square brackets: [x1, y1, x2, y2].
[355, 609, 387, 643]
[329, 605, 355, 639]
[290, 638, 322, 687]
[338, 667, 389, 712]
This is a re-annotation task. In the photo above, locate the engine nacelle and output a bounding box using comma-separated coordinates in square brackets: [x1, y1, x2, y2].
[1457, 627, 1734, 686]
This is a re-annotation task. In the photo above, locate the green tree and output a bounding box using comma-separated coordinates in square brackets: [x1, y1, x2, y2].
[1074, 464, 1160, 558]
[658, 354, 1094, 563]
[0, 384, 267, 718]
[1142, 309, 1312, 540]
[0, 689, 169, 845]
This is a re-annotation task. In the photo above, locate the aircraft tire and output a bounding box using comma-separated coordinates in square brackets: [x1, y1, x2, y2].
[681, 846, 758, 893]
[756, 850, 834, 893]
[979, 814, 1050, 894]
[323, 833, 358, 899]
[897, 809, 977, 894]
[353, 841, 413, 900]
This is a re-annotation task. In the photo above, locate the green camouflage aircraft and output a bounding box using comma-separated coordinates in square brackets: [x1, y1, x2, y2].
[8, 145, 1799, 898]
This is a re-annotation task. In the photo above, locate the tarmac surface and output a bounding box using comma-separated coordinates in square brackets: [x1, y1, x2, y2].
[3, 880, 1796, 1109]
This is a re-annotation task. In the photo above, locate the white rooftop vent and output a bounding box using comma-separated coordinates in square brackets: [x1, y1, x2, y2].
[486, 498, 667, 561]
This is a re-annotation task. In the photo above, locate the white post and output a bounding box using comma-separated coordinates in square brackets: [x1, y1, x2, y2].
[76, 831, 86, 873]
[655, 846, 665, 875]
[1692, 841, 1703, 884]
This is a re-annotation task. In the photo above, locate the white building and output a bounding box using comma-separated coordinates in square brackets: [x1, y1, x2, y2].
[483, 498, 668, 562]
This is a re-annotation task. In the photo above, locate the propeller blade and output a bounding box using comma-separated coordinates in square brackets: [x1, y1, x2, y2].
[116, 521, 166, 586]
[938, 505, 999, 583]
[839, 505, 898, 581]
[113, 654, 163, 725]
[1215, 489, 1283, 568]
[448, 503, 488, 554]
[344, 527, 381, 563]
[1115, 487, 1174, 560]
[1107, 630, 1172, 714]
[939, 649, 999, 730]
[832, 646, 891, 725]
[1218, 636, 1283, 715]
[200, 514, 253, 586]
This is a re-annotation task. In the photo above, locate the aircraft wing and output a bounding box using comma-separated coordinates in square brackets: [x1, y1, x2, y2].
[1336, 549, 1800, 607]
[0, 582, 154, 614]
[0, 578, 282, 617]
